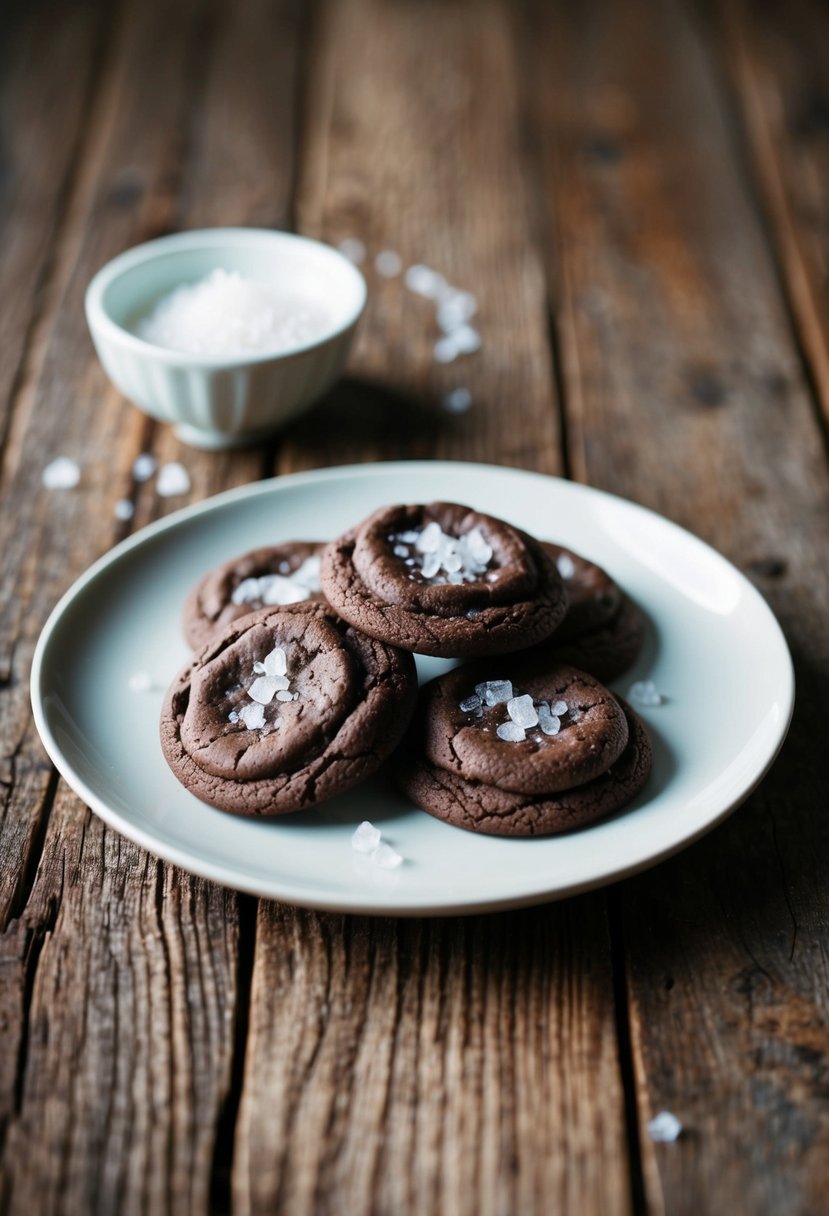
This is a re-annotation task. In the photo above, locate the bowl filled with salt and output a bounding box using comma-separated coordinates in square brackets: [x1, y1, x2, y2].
[85, 228, 366, 448]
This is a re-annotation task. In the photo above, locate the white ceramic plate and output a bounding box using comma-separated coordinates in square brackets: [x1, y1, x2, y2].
[31, 462, 794, 915]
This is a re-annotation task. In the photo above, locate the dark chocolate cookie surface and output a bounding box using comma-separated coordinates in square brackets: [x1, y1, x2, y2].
[541, 543, 622, 641]
[321, 502, 567, 658]
[397, 700, 651, 837]
[183, 541, 326, 650]
[544, 595, 646, 683]
[161, 602, 417, 815]
[422, 662, 629, 795]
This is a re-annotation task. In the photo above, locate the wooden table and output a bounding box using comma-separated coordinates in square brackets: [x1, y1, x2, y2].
[2, 0, 828, 1211]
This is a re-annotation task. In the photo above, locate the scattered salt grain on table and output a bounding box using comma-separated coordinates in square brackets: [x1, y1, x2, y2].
[42, 457, 80, 490]
[114, 498, 134, 521]
[136, 269, 331, 357]
[338, 237, 366, 264]
[375, 249, 403, 278]
[156, 462, 190, 497]
[647, 1111, 683, 1143]
[443, 387, 472, 414]
[405, 264, 446, 299]
[132, 453, 157, 482]
[352, 821, 382, 854]
[629, 680, 663, 708]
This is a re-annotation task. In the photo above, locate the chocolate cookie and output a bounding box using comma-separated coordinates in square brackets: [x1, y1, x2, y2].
[542, 544, 622, 642]
[320, 502, 568, 658]
[397, 699, 651, 837]
[161, 601, 418, 815]
[547, 594, 647, 683]
[421, 663, 629, 794]
[183, 541, 326, 650]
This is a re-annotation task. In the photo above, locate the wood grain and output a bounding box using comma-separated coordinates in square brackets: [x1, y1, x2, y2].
[715, 0, 829, 430]
[0, 0, 306, 1211]
[278, 0, 564, 476]
[525, 0, 829, 1210]
[234, 901, 630, 1216]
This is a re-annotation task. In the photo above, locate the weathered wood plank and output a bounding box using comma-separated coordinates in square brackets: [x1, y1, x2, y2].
[715, 0, 829, 429]
[525, 0, 829, 1211]
[235, 900, 630, 1216]
[233, 4, 631, 1215]
[0, 0, 307, 1211]
[0, 0, 112, 457]
[278, 0, 564, 476]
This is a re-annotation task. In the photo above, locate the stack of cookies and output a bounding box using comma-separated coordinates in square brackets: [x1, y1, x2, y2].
[160, 501, 652, 835]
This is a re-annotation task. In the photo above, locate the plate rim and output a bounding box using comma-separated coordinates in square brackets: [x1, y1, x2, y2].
[30, 460, 796, 915]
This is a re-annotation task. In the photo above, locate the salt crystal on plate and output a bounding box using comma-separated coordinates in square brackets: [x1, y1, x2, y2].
[370, 843, 403, 870]
[338, 237, 366, 264]
[647, 1111, 683, 1143]
[443, 387, 472, 414]
[507, 694, 538, 729]
[128, 671, 154, 692]
[42, 457, 80, 490]
[132, 453, 157, 482]
[497, 721, 526, 742]
[629, 680, 663, 707]
[156, 462, 190, 497]
[375, 250, 403, 277]
[352, 821, 382, 854]
[556, 553, 576, 579]
[114, 498, 134, 521]
[239, 702, 266, 730]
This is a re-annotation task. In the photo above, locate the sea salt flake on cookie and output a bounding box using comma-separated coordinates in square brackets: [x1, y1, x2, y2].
[416, 522, 442, 553]
[483, 680, 513, 706]
[263, 646, 287, 677]
[497, 721, 526, 742]
[537, 703, 562, 736]
[550, 700, 568, 717]
[459, 694, 482, 713]
[556, 553, 576, 579]
[248, 676, 279, 705]
[507, 695, 538, 728]
[239, 702, 266, 730]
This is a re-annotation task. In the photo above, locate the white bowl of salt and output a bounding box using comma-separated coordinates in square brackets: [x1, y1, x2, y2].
[85, 228, 366, 449]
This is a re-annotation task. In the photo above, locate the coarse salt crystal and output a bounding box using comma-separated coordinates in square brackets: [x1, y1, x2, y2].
[404, 264, 446, 298]
[451, 324, 481, 354]
[352, 821, 382, 853]
[433, 336, 459, 364]
[239, 702, 266, 730]
[375, 249, 403, 277]
[275, 689, 294, 702]
[42, 457, 80, 490]
[437, 291, 477, 333]
[556, 553, 576, 579]
[370, 843, 403, 870]
[443, 387, 473, 414]
[228, 711, 240, 723]
[483, 680, 513, 706]
[338, 237, 366, 264]
[248, 676, 279, 705]
[551, 700, 568, 717]
[507, 694, 538, 729]
[459, 694, 482, 713]
[497, 721, 526, 742]
[537, 704, 561, 736]
[629, 680, 663, 708]
[132, 453, 157, 482]
[416, 521, 443, 553]
[156, 462, 190, 497]
[263, 646, 287, 677]
[647, 1111, 682, 1143]
[136, 269, 332, 356]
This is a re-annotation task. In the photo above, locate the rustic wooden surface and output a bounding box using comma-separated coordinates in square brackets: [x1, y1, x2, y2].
[0, 0, 827, 1213]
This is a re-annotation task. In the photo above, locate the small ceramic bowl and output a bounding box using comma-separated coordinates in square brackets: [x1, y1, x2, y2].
[85, 228, 366, 449]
